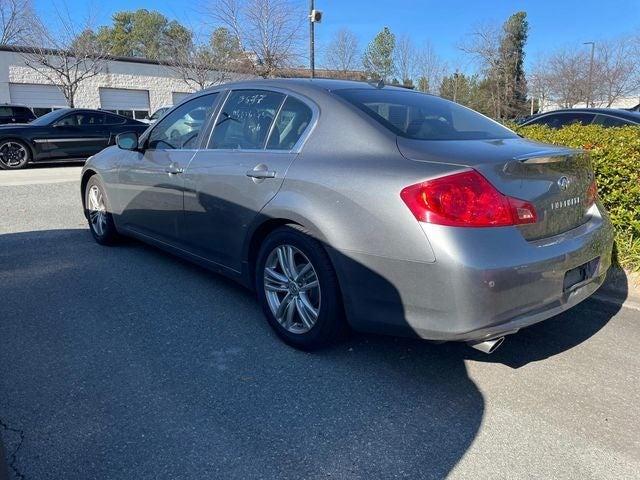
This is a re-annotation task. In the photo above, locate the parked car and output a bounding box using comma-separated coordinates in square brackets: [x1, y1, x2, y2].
[81, 79, 614, 353]
[519, 108, 640, 128]
[0, 108, 148, 169]
[140, 106, 172, 125]
[0, 104, 36, 125]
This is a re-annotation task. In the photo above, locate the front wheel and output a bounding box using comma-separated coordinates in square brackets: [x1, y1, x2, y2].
[85, 176, 121, 245]
[256, 225, 347, 350]
[0, 140, 31, 169]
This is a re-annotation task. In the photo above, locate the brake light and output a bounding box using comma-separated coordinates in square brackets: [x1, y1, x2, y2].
[586, 178, 598, 207]
[400, 170, 537, 227]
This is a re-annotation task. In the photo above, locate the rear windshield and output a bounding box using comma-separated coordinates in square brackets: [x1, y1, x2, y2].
[334, 88, 517, 141]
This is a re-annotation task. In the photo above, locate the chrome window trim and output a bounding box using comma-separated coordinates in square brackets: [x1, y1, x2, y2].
[593, 112, 639, 126]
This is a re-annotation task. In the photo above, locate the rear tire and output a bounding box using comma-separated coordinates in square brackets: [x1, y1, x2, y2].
[256, 225, 347, 350]
[85, 176, 121, 245]
[0, 139, 31, 170]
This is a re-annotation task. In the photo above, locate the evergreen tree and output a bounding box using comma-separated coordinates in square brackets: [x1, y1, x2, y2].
[498, 11, 529, 117]
[362, 27, 396, 81]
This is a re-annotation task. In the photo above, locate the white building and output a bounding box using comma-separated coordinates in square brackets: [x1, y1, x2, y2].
[0, 46, 249, 120]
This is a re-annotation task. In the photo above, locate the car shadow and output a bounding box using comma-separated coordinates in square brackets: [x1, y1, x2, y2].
[1, 228, 481, 479]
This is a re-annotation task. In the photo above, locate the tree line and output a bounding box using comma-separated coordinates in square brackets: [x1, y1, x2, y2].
[0, 0, 638, 116]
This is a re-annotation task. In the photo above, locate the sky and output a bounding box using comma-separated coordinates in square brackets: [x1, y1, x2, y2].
[33, 0, 640, 72]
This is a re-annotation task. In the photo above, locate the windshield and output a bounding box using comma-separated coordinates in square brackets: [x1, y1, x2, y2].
[334, 88, 517, 141]
[31, 109, 69, 126]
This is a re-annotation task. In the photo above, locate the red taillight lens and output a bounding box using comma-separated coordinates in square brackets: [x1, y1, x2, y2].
[586, 178, 598, 208]
[400, 170, 537, 227]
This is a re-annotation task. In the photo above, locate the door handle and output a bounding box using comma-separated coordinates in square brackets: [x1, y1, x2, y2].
[246, 167, 276, 179]
[165, 165, 183, 174]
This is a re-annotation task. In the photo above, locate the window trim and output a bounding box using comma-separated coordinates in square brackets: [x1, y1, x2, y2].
[203, 87, 319, 154]
[593, 113, 639, 127]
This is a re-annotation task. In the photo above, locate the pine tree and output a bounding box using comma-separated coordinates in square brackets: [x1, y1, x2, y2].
[498, 12, 529, 118]
[362, 27, 396, 82]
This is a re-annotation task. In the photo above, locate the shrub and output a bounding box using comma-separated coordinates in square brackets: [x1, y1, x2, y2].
[514, 124, 640, 271]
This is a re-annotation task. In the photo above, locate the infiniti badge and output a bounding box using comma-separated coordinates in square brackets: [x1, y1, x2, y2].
[557, 176, 570, 191]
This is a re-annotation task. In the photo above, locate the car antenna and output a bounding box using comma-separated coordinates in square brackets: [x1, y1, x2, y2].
[367, 79, 385, 89]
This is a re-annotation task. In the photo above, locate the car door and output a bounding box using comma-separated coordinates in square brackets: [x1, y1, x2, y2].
[182, 89, 316, 271]
[117, 93, 220, 245]
[47, 111, 110, 159]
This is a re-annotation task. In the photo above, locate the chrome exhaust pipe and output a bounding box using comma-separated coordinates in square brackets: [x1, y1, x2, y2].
[468, 336, 505, 354]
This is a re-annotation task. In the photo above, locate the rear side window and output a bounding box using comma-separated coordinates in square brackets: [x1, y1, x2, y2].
[209, 90, 285, 149]
[104, 113, 127, 125]
[334, 89, 516, 140]
[267, 97, 313, 150]
[0, 107, 12, 116]
[593, 114, 634, 127]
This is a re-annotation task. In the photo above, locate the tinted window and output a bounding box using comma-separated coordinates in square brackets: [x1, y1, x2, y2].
[528, 112, 595, 128]
[0, 107, 12, 117]
[593, 114, 635, 127]
[266, 97, 313, 150]
[0, 106, 32, 118]
[334, 89, 516, 140]
[210, 90, 285, 149]
[56, 112, 105, 126]
[104, 113, 126, 125]
[147, 93, 217, 150]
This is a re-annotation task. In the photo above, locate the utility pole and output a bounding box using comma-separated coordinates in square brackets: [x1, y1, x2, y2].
[584, 41, 595, 108]
[309, 2, 323, 78]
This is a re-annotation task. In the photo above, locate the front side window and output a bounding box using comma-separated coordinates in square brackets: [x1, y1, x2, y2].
[266, 97, 313, 150]
[147, 93, 218, 150]
[334, 88, 517, 141]
[209, 90, 285, 149]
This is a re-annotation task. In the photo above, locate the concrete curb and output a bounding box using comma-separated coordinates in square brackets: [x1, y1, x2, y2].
[593, 267, 640, 311]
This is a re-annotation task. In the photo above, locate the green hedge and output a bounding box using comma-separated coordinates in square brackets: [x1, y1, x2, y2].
[514, 124, 640, 271]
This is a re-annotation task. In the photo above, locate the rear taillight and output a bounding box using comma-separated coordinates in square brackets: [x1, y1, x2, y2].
[400, 170, 537, 228]
[586, 178, 598, 208]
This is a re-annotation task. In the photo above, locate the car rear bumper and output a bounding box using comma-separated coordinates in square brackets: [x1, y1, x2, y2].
[333, 203, 614, 342]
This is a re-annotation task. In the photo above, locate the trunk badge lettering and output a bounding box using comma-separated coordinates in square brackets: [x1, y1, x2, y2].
[551, 197, 581, 210]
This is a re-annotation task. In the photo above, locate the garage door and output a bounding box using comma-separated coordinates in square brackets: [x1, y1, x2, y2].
[99, 88, 150, 110]
[172, 92, 191, 105]
[9, 83, 67, 108]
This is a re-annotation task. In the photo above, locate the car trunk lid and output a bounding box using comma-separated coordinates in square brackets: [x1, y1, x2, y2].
[397, 137, 596, 240]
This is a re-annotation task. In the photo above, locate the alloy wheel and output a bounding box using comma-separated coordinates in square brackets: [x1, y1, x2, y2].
[263, 244, 321, 334]
[0, 141, 28, 168]
[87, 185, 108, 237]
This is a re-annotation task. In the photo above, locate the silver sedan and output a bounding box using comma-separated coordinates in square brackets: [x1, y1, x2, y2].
[81, 79, 614, 353]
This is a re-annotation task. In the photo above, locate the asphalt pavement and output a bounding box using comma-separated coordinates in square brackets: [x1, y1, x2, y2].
[0, 167, 638, 479]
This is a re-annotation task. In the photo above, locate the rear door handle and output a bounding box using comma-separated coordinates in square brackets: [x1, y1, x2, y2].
[246, 168, 276, 179]
[165, 165, 183, 174]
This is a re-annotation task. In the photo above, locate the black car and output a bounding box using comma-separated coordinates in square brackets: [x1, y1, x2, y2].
[0, 108, 148, 170]
[0, 104, 36, 125]
[520, 108, 640, 128]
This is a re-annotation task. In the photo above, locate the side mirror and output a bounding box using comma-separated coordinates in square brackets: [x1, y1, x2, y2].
[116, 132, 139, 150]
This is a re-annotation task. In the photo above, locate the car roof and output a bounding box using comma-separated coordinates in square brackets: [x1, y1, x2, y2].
[0, 103, 31, 108]
[203, 77, 417, 95]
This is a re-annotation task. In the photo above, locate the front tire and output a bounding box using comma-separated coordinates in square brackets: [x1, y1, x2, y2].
[85, 176, 121, 245]
[0, 139, 31, 170]
[256, 225, 347, 350]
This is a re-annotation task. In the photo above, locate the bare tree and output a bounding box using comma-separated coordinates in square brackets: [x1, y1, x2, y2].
[415, 41, 447, 94]
[394, 34, 417, 86]
[202, 0, 304, 77]
[18, 9, 107, 107]
[165, 27, 249, 91]
[323, 28, 359, 74]
[458, 22, 503, 117]
[0, 0, 35, 45]
[593, 39, 639, 107]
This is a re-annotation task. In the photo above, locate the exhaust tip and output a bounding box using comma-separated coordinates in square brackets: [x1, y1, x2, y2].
[468, 336, 505, 354]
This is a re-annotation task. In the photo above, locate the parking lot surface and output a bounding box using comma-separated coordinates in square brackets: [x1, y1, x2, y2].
[1, 167, 639, 479]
